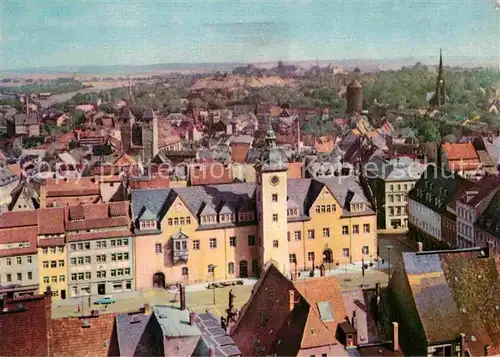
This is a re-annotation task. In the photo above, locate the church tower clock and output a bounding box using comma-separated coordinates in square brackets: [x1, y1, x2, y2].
[255, 127, 289, 275]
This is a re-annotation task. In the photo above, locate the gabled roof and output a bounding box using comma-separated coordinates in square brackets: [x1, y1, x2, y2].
[442, 142, 479, 161]
[171, 230, 189, 240]
[137, 206, 157, 221]
[38, 207, 65, 235]
[115, 314, 155, 357]
[199, 202, 217, 216]
[287, 197, 300, 210]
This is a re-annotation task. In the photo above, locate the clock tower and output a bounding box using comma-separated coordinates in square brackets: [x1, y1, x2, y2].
[255, 127, 289, 275]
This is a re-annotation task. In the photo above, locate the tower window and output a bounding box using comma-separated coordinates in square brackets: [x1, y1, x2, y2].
[229, 236, 236, 247]
[273, 240, 279, 248]
[248, 235, 256, 246]
[294, 231, 301, 240]
[272, 214, 278, 222]
[272, 194, 278, 202]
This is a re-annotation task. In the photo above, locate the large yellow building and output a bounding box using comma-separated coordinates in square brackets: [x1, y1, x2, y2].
[133, 129, 378, 288]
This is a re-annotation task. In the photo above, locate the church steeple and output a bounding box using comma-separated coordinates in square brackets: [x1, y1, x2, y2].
[431, 49, 446, 108]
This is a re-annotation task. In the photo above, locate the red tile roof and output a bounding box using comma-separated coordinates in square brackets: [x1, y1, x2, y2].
[0, 210, 37, 228]
[109, 201, 129, 217]
[50, 314, 118, 357]
[230, 142, 250, 163]
[442, 142, 479, 161]
[0, 226, 38, 257]
[113, 153, 136, 167]
[287, 162, 303, 179]
[129, 176, 170, 189]
[0, 294, 51, 357]
[189, 163, 232, 186]
[44, 177, 101, 197]
[37, 207, 65, 235]
[231, 264, 347, 356]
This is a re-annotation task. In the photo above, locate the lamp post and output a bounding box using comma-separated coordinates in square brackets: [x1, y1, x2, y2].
[209, 264, 217, 306]
[385, 245, 393, 286]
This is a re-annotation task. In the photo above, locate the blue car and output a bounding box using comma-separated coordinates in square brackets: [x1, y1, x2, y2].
[94, 296, 116, 305]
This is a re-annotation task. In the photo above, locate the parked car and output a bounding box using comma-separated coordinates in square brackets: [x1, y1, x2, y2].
[94, 295, 116, 305]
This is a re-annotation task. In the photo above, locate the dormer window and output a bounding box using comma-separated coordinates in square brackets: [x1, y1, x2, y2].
[287, 209, 299, 217]
[238, 212, 255, 222]
[220, 214, 235, 223]
[201, 215, 217, 225]
[350, 203, 365, 212]
[140, 220, 156, 230]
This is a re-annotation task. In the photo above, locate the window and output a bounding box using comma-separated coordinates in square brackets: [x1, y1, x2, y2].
[111, 254, 117, 261]
[273, 240, 279, 248]
[272, 214, 278, 222]
[316, 206, 320, 213]
[117, 269, 123, 276]
[363, 224, 370, 233]
[71, 274, 77, 281]
[116, 239, 122, 247]
[43, 247, 48, 254]
[27, 272, 32, 280]
[16, 257, 22, 264]
[321, 205, 326, 213]
[272, 193, 278, 202]
[17, 273, 22, 281]
[389, 195, 394, 203]
[287, 232, 291, 241]
[228, 262, 234, 275]
[101, 241, 106, 248]
[248, 235, 256, 246]
[362, 246, 369, 255]
[353, 225, 359, 234]
[43, 276, 49, 283]
[168, 218, 173, 226]
[78, 243, 83, 250]
[193, 240, 200, 250]
[84, 242, 90, 250]
[308, 252, 315, 262]
[123, 239, 128, 246]
[58, 246, 64, 253]
[175, 241, 181, 250]
[323, 228, 330, 238]
[182, 267, 189, 276]
[58, 260, 64, 267]
[180, 217, 185, 225]
[209, 238, 217, 249]
[389, 184, 394, 191]
[51, 260, 57, 268]
[125, 281, 132, 290]
[155, 243, 162, 254]
[6, 274, 11, 282]
[110, 240, 116, 247]
[84, 256, 91, 264]
[124, 252, 129, 260]
[308, 229, 315, 239]
[59, 275, 65, 282]
[342, 226, 349, 235]
[51, 276, 57, 283]
[6, 258, 12, 266]
[43, 260, 49, 268]
[117, 253, 123, 261]
[289, 254, 297, 264]
[50, 247, 56, 254]
[294, 231, 302, 240]
[343, 248, 350, 257]
[27, 256, 32, 263]
[174, 218, 179, 225]
[208, 265, 215, 273]
[229, 236, 236, 247]
[85, 272, 91, 280]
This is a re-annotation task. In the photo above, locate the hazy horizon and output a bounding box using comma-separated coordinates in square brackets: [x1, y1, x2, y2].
[1, 0, 499, 71]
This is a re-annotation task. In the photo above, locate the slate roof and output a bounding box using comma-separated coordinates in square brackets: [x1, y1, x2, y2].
[475, 190, 500, 238]
[153, 305, 202, 337]
[195, 313, 242, 357]
[457, 175, 500, 208]
[408, 164, 473, 215]
[131, 177, 374, 230]
[398, 249, 500, 355]
[115, 313, 155, 356]
[366, 156, 427, 182]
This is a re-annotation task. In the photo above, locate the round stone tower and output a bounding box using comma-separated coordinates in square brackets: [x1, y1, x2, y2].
[346, 79, 363, 114]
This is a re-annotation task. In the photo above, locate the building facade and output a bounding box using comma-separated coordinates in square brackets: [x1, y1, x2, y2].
[132, 129, 377, 289]
[65, 202, 134, 297]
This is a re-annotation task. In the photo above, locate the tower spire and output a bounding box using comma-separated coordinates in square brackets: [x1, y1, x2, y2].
[431, 49, 446, 108]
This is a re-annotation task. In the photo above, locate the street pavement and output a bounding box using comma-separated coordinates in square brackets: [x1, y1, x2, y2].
[52, 234, 415, 319]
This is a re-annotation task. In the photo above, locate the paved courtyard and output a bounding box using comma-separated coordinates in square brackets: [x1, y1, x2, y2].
[52, 234, 415, 319]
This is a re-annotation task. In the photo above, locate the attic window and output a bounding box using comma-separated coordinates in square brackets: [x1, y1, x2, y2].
[140, 220, 156, 230]
[219, 213, 234, 223]
[238, 212, 254, 222]
[310, 328, 317, 335]
[201, 215, 217, 224]
[317, 301, 334, 322]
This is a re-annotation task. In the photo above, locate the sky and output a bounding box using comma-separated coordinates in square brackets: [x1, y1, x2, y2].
[0, 0, 498, 70]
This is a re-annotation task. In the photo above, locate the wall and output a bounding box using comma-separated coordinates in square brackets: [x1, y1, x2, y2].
[38, 244, 67, 300]
[408, 199, 441, 241]
[384, 180, 414, 232]
[67, 236, 134, 297]
[0, 253, 39, 287]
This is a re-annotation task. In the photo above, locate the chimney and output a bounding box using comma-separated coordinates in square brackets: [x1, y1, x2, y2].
[459, 333, 466, 357]
[180, 285, 186, 311]
[289, 290, 295, 312]
[392, 322, 399, 352]
[91, 309, 100, 317]
[143, 303, 152, 316]
[484, 344, 491, 356]
[417, 241, 423, 252]
[189, 312, 196, 326]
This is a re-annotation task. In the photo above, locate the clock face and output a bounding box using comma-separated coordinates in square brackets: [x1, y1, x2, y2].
[270, 175, 280, 186]
[174, 202, 183, 212]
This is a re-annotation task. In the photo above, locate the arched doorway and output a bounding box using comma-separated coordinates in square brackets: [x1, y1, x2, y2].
[323, 249, 333, 264]
[239, 261, 248, 278]
[153, 272, 166, 289]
